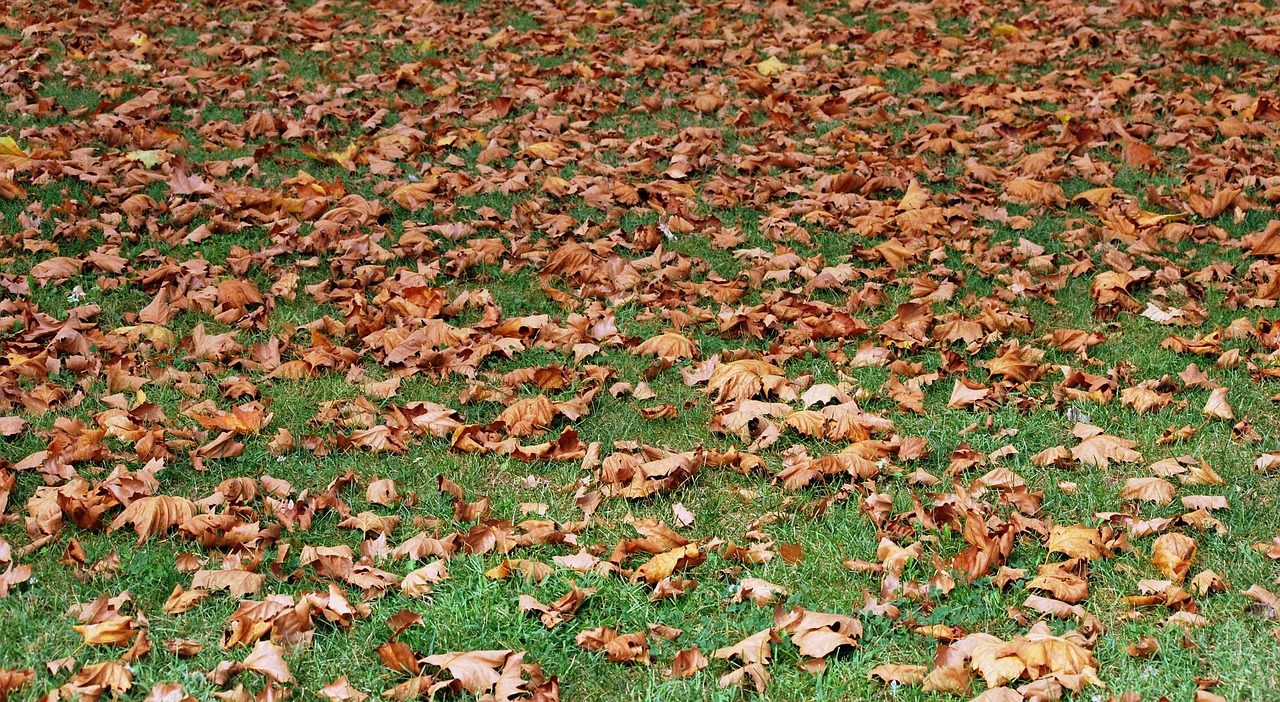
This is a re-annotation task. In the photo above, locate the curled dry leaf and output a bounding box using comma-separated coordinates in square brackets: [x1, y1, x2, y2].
[921, 644, 971, 695]
[575, 629, 650, 665]
[712, 628, 778, 666]
[970, 688, 1024, 702]
[422, 649, 511, 693]
[0, 669, 34, 701]
[948, 379, 990, 409]
[868, 664, 927, 686]
[142, 683, 197, 702]
[775, 606, 862, 658]
[632, 544, 704, 585]
[1151, 533, 1197, 583]
[243, 640, 294, 684]
[72, 615, 138, 647]
[190, 569, 264, 598]
[402, 561, 449, 597]
[668, 647, 709, 679]
[318, 676, 368, 702]
[519, 582, 594, 628]
[730, 578, 789, 606]
[672, 503, 695, 527]
[1126, 635, 1160, 658]
[1202, 387, 1234, 420]
[165, 639, 203, 657]
[494, 396, 557, 437]
[1070, 432, 1142, 470]
[718, 662, 769, 694]
[70, 660, 132, 696]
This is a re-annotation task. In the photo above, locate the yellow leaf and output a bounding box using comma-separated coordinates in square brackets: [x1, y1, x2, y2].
[633, 544, 704, 585]
[1135, 210, 1190, 227]
[524, 142, 561, 160]
[0, 136, 26, 158]
[125, 150, 166, 168]
[111, 324, 178, 350]
[755, 56, 788, 76]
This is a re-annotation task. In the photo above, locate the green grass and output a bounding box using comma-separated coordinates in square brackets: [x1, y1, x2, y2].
[4, 0, 1280, 700]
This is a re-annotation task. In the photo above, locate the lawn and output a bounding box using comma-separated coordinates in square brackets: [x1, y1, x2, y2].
[2, 0, 1280, 700]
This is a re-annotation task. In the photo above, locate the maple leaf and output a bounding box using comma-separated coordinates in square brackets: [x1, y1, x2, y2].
[0, 669, 34, 702]
[633, 332, 698, 361]
[1026, 562, 1089, 604]
[0, 416, 27, 437]
[1120, 386, 1170, 414]
[868, 664, 927, 686]
[318, 675, 368, 702]
[1126, 635, 1161, 659]
[706, 359, 787, 403]
[921, 644, 972, 694]
[693, 92, 724, 113]
[519, 582, 594, 628]
[1070, 430, 1142, 469]
[107, 495, 196, 545]
[718, 662, 770, 693]
[73, 614, 138, 647]
[485, 558, 553, 583]
[382, 675, 451, 701]
[672, 502, 696, 527]
[1046, 525, 1104, 561]
[495, 395, 557, 437]
[1003, 178, 1066, 207]
[391, 182, 441, 211]
[0, 564, 31, 598]
[337, 511, 401, 535]
[29, 256, 83, 285]
[190, 569, 265, 597]
[776, 607, 862, 658]
[1151, 533, 1197, 582]
[669, 647, 709, 679]
[423, 650, 512, 693]
[632, 544, 704, 585]
[603, 632, 650, 664]
[366, 478, 399, 506]
[712, 628, 778, 666]
[69, 660, 133, 696]
[0, 136, 30, 168]
[1202, 387, 1235, 419]
[243, 640, 295, 684]
[731, 578, 789, 606]
[402, 561, 449, 597]
[137, 683, 194, 702]
[523, 142, 562, 160]
[781, 409, 825, 437]
[378, 641, 422, 675]
[1120, 477, 1176, 505]
[166, 640, 203, 655]
[755, 55, 788, 75]
[947, 378, 991, 409]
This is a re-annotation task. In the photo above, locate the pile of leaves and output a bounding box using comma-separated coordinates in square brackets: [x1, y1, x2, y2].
[3, 0, 1280, 699]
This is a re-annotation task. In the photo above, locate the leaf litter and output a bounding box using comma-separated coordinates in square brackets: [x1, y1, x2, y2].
[2, 0, 1280, 699]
